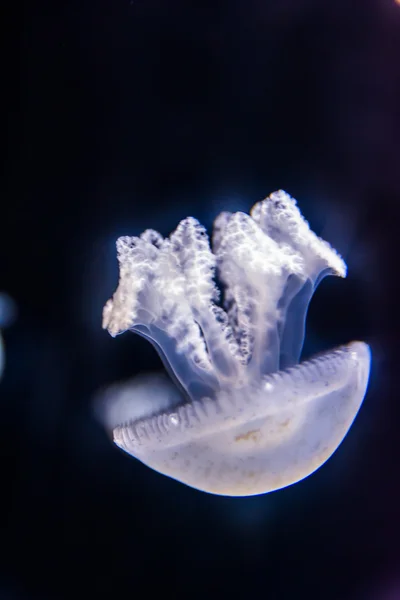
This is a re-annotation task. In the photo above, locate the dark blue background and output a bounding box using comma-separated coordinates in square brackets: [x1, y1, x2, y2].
[2, 0, 400, 598]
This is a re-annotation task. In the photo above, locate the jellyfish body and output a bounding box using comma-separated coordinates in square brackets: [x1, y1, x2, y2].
[0, 293, 16, 380]
[100, 190, 371, 496]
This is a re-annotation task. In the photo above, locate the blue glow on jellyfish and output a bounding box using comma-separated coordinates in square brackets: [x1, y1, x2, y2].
[0, 293, 16, 379]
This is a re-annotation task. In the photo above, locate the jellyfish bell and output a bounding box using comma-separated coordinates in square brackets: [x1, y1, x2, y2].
[99, 190, 371, 496]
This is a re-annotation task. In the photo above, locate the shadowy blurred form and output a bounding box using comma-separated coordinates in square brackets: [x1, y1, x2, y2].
[0, 293, 17, 379]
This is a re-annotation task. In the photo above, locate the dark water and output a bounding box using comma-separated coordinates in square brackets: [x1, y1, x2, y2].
[2, 0, 399, 598]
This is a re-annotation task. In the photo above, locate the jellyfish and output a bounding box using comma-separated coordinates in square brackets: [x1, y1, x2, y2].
[0, 293, 16, 380]
[99, 190, 371, 496]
